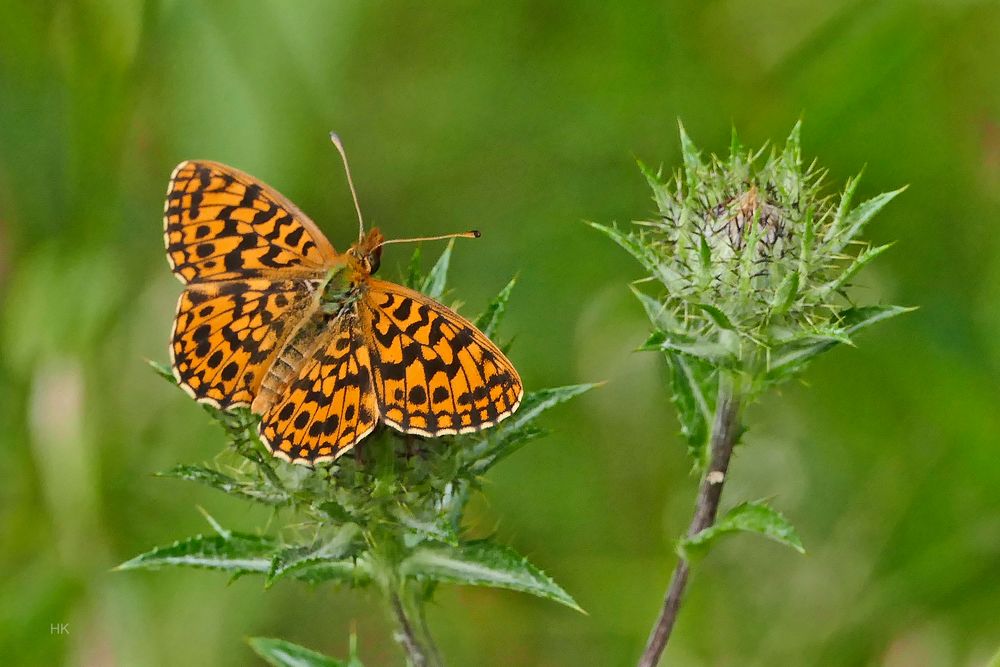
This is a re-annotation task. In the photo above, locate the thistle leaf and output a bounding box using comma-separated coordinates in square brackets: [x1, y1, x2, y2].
[474, 276, 516, 339]
[156, 465, 289, 505]
[694, 303, 737, 331]
[729, 124, 744, 158]
[629, 284, 679, 331]
[663, 351, 713, 467]
[677, 119, 704, 183]
[767, 305, 914, 381]
[392, 507, 460, 546]
[825, 187, 906, 255]
[489, 384, 597, 437]
[812, 242, 895, 299]
[248, 637, 353, 667]
[466, 425, 546, 475]
[797, 205, 816, 282]
[828, 168, 865, 245]
[400, 541, 583, 612]
[404, 246, 423, 289]
[286, 558, 373, 587]
[781, 120, 802, 171]
[266, 524, 363, 587]
[420, 239, 454, 299]
[637, 159, 672, 213]
[640, 330, 735, 366]
[148, 358, 175, 383]
[771, 271, 800, 314]
[116, 532, 277, 575]
[679, 500, 804, 560]
[588, 222, 686, 294]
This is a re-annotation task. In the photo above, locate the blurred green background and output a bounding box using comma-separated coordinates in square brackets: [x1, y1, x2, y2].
[2, 1, 999, 665]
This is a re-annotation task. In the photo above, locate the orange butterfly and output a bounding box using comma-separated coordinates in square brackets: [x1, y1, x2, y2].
[164, 135, 522, 465]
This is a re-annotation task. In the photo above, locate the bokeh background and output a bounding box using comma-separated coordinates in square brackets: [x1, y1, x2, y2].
[2, 1, 999, 665]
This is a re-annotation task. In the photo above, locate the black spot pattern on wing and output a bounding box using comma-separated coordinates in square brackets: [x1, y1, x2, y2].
[361, 279, 522, 436]
[171, 278, 319, 407]
[258, 313, 379, 464]
[164, 161, 336, 284]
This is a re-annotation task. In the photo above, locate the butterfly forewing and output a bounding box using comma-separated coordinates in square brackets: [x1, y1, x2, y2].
[171, 278, 320, 408]
[361, 279, 523, 437]
[258, 315, 380, 464]
[164, 161, 337, 284]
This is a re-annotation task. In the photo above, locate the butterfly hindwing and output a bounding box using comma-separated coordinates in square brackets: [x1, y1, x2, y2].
[361, 278, 523, 436]
[258, 314, 380, 464]
[171, 278, 319, 408]
[164, 161, 337, 284]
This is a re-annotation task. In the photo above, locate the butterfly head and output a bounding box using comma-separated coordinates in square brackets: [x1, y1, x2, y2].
[348, 227, 385, 275]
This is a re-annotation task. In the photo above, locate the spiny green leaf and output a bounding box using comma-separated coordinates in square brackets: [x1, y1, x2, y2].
[115, 532, 277, 574]
[404, 246, 424, 289]
[629, 283, 679, 331]
[266, 524, 363, 587]
[474, 276, 516, 339]
[392, 507, 459, 547]
[771, 271, 800, 314]
[797, 205, 815, 282]
[466, 383, 599, 475]
[587, 222, 686, 293]
[640, 330, 734, 365]
[677, 119, 704, 183]
[156, 465, 289, 505]
[729, 124, 744, 158]
[248, 637, 352, 667]
[636, 158, 662, 189]
[466, 425, 546, 475]
[637, 159, 673, 215]
[698, 233, 712, 280]
[285, 557, 372, 587]
[781, 120, 802, 171]
[148, 358, 175, 383]
[663, 351, 713, 468]
[694, 303, 737, 331]
[490, 384, 597, 437]
[767, 305, 914, 381]
[311, 500, 356, 523]
[420, 239, 454, 299]
[400, 541, 583, 612]
[812, 242, 895, 299]
[828, 168, 865, 245]
[825, 186, 906, 255]
[737, 205, 767, 294]
[679, 500, 804, 560]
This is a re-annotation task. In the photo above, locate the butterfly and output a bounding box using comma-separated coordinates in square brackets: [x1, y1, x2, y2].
[163, 137, 523, 465]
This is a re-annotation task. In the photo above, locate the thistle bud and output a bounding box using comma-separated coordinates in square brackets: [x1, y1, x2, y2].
[594, 122, 911, 410]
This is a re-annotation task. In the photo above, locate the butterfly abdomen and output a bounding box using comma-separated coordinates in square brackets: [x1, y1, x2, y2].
[252, 314, 325, 413]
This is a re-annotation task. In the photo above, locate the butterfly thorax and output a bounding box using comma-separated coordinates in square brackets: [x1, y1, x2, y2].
[251, 230, 384, 415]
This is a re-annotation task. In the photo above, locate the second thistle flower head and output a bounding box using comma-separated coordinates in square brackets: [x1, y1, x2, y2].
[595, 122, 909, 392]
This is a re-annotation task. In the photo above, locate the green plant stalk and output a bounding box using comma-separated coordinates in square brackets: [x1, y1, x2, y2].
[638, 373, 743, 667]
[388, 587, 441, 667]
[377, 536, 443, 667]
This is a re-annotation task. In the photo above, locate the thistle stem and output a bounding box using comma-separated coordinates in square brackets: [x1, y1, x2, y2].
[389, 586, 444, 667]
[637, 377, 743, 667]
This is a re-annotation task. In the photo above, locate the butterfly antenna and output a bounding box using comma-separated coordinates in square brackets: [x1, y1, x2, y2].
[329, 132, 366, 241]
[378, 230, 481, 249]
